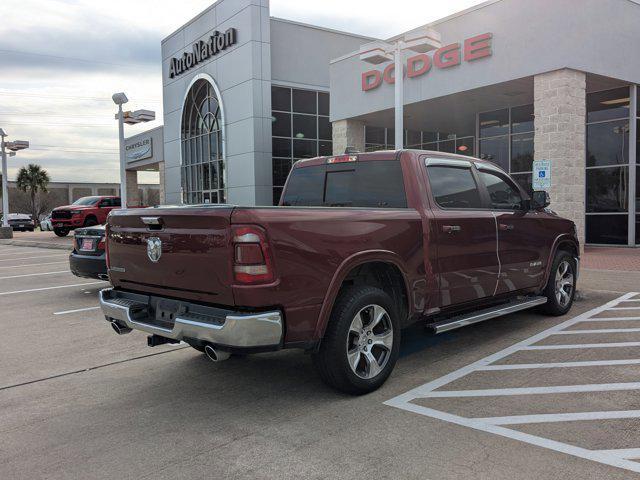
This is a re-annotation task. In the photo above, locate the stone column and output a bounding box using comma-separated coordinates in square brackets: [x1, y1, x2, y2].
[332, 119, 365, 155]
[125, 170, 140, 207]
[534, 69, 586, 247]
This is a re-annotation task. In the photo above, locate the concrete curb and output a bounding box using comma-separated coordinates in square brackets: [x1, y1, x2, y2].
[0, 239, 73, 251]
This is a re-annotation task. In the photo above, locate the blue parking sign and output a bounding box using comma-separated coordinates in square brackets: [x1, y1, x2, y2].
[533, 160, 551, 190]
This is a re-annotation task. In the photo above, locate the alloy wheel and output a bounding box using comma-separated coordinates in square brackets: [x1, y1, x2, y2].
[346, 304, 393, 379]
[555, 260, 574, 307]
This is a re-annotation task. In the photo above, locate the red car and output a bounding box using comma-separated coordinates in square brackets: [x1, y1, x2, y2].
[51, 196, 121, 237]
[100, 150, 579, 394]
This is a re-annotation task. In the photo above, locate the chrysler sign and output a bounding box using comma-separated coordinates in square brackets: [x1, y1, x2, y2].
[362, 33, 493, 91]
[126, 137, 153, 162]
[169, 28, 237, 79]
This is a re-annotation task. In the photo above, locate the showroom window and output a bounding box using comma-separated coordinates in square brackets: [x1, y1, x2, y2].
[271, 86, 331, 205]
[364, 128, 475, 157]
[585, 87, 631, 245]
[180, 78, 224, 204]
[478, 104, 534, 196]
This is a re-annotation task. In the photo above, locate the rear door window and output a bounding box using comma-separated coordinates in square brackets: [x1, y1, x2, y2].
[426, 165, 483, 209]
[281, 160, 407, 208]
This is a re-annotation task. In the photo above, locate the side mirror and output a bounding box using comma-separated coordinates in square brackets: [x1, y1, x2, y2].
[531, 190, 551, 209]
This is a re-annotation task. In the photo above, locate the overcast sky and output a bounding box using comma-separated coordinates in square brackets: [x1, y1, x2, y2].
[0, 0, 483, 184]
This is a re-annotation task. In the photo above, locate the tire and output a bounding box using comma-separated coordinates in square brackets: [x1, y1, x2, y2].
[313, 286, 400, 395]
[54, 228, 69, 237]
[84, 216, 98, 227]
[539, 250, 577, 316]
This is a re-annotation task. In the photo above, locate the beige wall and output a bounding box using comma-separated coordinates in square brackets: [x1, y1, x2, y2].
[534, 68, 587, 247]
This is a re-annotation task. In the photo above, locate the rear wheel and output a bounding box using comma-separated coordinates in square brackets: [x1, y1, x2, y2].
[313, 286, 400, 395]
[53, 228, 69, 237]
[540, 250, 576, 316]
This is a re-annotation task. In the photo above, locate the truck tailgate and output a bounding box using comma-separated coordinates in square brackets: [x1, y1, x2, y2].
[107, 206, 235, 306]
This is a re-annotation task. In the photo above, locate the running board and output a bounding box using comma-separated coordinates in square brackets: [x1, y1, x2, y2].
[427, 296, 548, 334]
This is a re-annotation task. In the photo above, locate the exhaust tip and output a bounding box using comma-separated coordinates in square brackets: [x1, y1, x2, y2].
[110, 321, 132, 335]
[204, 344, 230, 362]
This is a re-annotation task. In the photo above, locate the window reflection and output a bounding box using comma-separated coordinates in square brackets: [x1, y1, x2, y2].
[586, 215, 629, 245]
[511, 104, 534, 134]
[586, 87, 630, 123]
[479, 109, 509, 138]
[479, 136, 509, 171]
[587, 121, 629, 167]
[586, 166, 629, 213]
[272, 86, 331, 204]
[511, 133, 534, 173]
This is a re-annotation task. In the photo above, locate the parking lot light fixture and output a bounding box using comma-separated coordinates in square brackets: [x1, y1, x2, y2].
[359, 27, 441, 149]
[112, 93, 155, 208]
[0, 129, 29, 229]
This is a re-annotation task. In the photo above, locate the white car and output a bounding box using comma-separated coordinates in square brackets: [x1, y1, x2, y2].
[7, 213, 35, 232]
[40, 214, 53, 231]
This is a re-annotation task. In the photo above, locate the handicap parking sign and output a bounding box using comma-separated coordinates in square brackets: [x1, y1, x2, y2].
[533, 160, 551, 190]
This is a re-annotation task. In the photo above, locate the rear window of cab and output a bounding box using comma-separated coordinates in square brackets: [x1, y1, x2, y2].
[281, 160, 407, 208]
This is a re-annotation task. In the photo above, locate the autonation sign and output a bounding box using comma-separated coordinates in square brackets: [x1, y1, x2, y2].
[362, 33, 492, 91]
[169, 28, 237, 79]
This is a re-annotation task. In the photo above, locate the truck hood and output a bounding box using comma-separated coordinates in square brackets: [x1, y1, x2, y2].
[53, 204, 93, 211]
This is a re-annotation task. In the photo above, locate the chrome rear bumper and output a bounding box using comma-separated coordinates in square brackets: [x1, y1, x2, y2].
[99, 288, 283, 349]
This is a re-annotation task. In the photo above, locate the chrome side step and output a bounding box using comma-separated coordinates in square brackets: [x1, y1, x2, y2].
[427, 296, 548, 334]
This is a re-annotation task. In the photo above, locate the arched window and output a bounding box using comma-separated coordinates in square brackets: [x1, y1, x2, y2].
[181, 78, 224, 204]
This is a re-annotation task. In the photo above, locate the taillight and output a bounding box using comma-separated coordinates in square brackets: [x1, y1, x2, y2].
[97, 236, 106, 252]
[105, 226, 110, 269]
[232, 225, 274, 284]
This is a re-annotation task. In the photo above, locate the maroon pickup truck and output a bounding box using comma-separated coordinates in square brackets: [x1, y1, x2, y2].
[100, 150, 579, 394]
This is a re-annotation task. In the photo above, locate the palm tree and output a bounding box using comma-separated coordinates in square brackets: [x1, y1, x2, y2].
[16, 164, 50, 222]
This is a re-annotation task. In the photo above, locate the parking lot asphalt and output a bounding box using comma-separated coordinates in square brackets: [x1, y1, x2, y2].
[1, 243, 640, 479]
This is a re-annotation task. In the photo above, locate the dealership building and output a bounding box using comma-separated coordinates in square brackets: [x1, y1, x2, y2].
[131, 0, 640, 247]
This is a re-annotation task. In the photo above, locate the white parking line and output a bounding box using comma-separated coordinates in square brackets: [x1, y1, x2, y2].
[600, 448, 640, 459]
[0, 254, 67, 262]
[0, 261, 67, 269]
[0, 270, 68, 280]
[523, 342, 640, 350]
[610, 306, 640, 310]
[476, 410, 640, 425]
[53, 306, 101, 315]
[478, 358, 640, 370]
[555, 328, 640, 334]
[385, 292, 640, 474]
[0, 249, 51, 256]
[0, 282, 104, 296]
[579, 316, 640, 322]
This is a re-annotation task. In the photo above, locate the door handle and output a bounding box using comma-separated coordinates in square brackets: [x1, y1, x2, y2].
[442, 225, 462, 234]
[499, 223, 514, 231]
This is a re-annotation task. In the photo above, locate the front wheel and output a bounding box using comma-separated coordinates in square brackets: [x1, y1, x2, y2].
[53, 228, 69, 237]
[313, 286, 400, 395]
[540, 251, 577, 316]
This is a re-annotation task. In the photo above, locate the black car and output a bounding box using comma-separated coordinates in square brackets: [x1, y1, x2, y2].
[70, 225, 108, 280]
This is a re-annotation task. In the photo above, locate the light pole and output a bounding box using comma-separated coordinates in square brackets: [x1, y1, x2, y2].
[112, 92, 155, 209]
[359, 27, 441, 149]
[0, 128, 29, 237]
